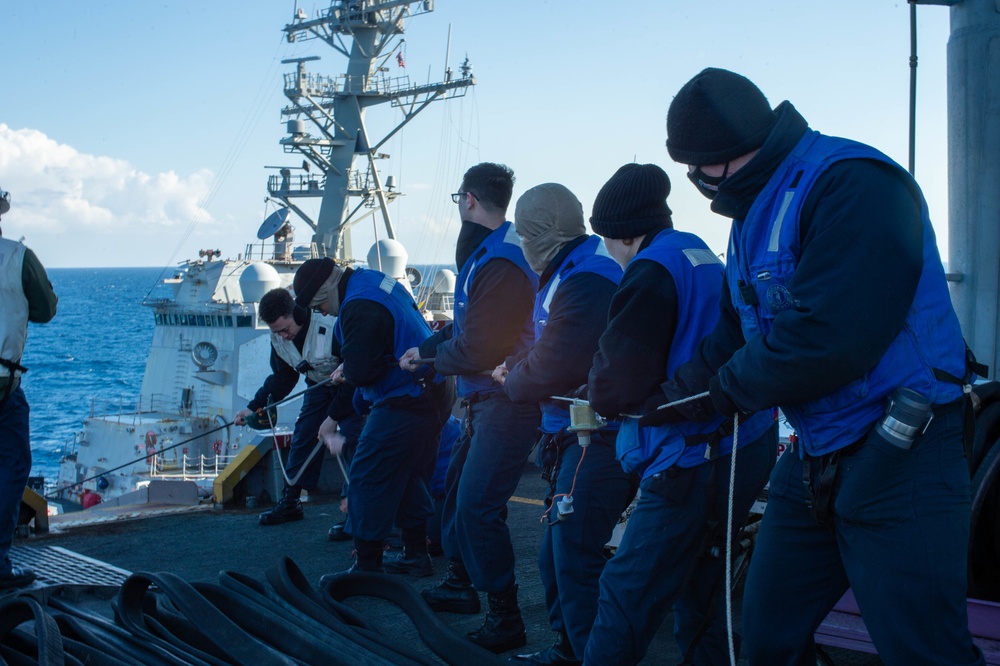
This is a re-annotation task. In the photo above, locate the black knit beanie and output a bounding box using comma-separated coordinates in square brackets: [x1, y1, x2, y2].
[666, 68, 776, 166]
[590, 163, 672, 240]
[293, 257, 335, 307]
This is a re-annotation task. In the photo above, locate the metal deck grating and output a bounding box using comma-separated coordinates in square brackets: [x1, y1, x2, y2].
[9, 545, 131, 587]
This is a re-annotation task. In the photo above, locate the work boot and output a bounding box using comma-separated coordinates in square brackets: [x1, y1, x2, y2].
[468, 584, 526, 654]
[386, 527, 434, 577]
[318, 538, 385, 588]
[384, 549, 434, 577]
[508, 631, 580, 665]
[259, 487, 304, 525]
[421, 560, 480, 614]
[327, 520, 351, 542]
[0, 566, 37, 590]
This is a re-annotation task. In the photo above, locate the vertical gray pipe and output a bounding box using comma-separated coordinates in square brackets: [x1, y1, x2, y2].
[947, 0, 1000, 379]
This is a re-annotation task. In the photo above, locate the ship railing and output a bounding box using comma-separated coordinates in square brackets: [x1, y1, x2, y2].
[84, 393, 239, 422]
[267, 173, 325, 197]
[85, 393, 175, 418]
[149, 453, 238, 480]
[284, 71, 340, 97]
[285, 2, 433, 45]
[243, 240, 321, 264]
[284, 70, 426, 100]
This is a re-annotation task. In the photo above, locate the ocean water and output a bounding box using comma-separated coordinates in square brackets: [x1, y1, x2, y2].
[20, 267, 172, 483]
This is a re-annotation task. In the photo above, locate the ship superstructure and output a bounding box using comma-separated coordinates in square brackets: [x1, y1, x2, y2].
[56, 0, 469, 506]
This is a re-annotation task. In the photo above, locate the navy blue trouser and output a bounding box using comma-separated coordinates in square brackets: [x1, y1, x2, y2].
[584, 426, 777, 666]
[539, 431, 637, 659]
[0, 387, 31, 576]
[335, 412, 365, 499]
[346, 402, 443, 542]
[282, 383, 336, 494]
[743, 401, 984, 666]
[441, 392, 540, 593]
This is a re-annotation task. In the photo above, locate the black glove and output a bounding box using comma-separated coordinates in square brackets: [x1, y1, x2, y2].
[565, 383, 589, 401]
[707, 375, 740, 418]
[638, 379, 715, 427]
[639, 380, 715, 427]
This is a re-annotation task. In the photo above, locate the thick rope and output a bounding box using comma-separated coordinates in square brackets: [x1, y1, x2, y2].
[726, 413, 739, 666]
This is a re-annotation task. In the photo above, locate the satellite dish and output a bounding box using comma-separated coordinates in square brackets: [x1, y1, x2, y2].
[405, 266, 422, 288]
[257, 208, 291, 240]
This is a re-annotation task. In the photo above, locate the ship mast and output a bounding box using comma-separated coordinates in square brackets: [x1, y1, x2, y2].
[269, 0, 474, 260]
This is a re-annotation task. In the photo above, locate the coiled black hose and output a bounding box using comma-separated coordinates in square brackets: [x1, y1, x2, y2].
[969, 382, 1000, 600]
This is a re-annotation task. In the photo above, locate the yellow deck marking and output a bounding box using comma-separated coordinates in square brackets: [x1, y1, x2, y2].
[510, 495, 544, 506]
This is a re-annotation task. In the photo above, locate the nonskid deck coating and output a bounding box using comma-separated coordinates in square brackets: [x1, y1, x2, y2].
[7, 463, 880, 664]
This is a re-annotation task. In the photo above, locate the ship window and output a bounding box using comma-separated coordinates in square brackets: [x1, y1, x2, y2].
[197, 315, 206, 327]
[237, 316, 252, 328]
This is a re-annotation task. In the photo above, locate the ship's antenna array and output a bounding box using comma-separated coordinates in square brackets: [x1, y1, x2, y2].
[269, 0, 475, 262]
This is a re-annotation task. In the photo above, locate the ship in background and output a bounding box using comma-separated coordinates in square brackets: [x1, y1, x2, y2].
[54, 0, 471, 508]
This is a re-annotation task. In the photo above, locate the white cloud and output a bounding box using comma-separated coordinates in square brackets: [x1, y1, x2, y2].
[0, 124, 216, 236]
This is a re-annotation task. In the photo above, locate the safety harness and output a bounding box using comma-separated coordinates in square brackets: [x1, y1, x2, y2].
[934, 344, 990, 474]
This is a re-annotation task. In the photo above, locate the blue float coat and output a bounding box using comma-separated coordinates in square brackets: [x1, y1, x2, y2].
[504, 234, 621, 433]
[421, 221, 537, 397]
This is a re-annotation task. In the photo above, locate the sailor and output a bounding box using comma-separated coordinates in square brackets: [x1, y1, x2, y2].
[0, 187, 58, 589]
[658, 68, 985, 665]
[581, 164, 778, 665]
[234, 287, 361, 526]
[400, 163, 541, 653]
[427, 415, 461, 556]
[294, 258, 454, 578]
[495, 183, 637, 666]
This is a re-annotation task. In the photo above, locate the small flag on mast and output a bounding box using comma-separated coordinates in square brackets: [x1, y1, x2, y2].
[396, 51, 406, 68]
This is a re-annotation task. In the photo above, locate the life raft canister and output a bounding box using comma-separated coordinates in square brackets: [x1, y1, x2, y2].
[81, 489, 102, 509]
[144, 431, 157, 456]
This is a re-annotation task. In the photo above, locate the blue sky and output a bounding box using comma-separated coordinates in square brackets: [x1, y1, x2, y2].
[1, 1, 951, 268]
